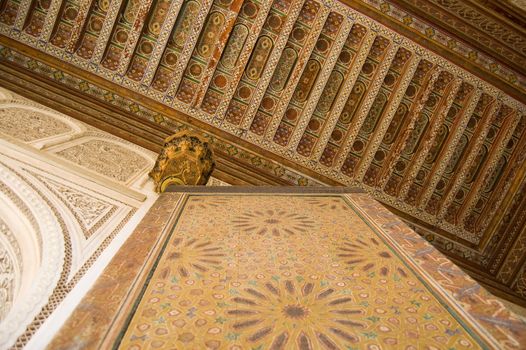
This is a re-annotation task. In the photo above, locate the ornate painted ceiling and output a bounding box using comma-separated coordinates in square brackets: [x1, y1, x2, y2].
[0, 0, 526, 304]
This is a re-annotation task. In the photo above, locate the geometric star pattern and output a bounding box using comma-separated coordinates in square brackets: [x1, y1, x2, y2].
[116, 194, 525, 349]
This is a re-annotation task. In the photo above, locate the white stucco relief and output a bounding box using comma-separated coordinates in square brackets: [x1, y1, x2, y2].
[0, 162, 64, 349]
[0, 86, 159, 349]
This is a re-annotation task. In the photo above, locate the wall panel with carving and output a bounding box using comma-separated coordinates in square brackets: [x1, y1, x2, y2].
[0, 86, 163, 349]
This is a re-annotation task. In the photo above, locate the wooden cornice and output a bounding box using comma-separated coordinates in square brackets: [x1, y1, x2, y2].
[339, 0, 526, 104]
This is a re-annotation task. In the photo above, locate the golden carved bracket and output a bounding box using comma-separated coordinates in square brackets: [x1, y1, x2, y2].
[149, 130, 215, 192]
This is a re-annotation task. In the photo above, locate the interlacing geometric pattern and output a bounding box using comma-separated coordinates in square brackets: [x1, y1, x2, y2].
[1, 0, 526, 302]
[114, 194, 526, 349]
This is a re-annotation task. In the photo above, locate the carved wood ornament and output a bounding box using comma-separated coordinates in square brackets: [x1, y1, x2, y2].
[149, 130, 215, 191]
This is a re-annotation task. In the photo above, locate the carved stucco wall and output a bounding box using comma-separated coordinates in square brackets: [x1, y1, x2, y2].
[0, 86, 163, 349]
[52, 138, 151, 184]
[0, 158, 65, 349]
[0, 218, 17, 322]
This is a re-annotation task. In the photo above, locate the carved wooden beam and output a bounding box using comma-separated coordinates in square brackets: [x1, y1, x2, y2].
[288, 18, 353, 153]
[437, 99, 501, 220]
[459, 109, 520, 226]
[171, 0, 244, 108]
[162, 0, 217, 99]
[199, 0, 275, 125]
[117, 0, 155, 76]
[192, 0, 244, 108]
[91, 0, 124, 63]
[234, 0, 308, 132]
[41, 0, 62, 41]
[257, 3, 330, 141]
[333, 42, 398, 173]
[496, 197, 526, 285]
[141, 0, 185, 87]
[479, 117, 526, 241]
[376, 66, 441, 190]
[354, 50, 419, 183]
[417, 88, 481, 209]
[265, 10, 344, 146]
[219, 0, 306, 131]
[13, 0, 33, 31]
[310, 29, 375, 161]
[65, 0, 93, 53]
[398, 77, 462, 200]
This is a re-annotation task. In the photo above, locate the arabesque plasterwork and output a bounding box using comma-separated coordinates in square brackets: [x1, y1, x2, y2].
[0, 161, 65, 350]
[0, 87, 159, 349]
[0, 106, 72, 142]
[53, 137, 152, 184]
[0, 218, 17, 323]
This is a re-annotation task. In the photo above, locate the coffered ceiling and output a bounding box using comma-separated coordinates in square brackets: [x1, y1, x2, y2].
[0, 0, 526, 304]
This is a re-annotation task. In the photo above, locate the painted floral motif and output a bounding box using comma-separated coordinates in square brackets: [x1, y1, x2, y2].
[337, 237, 397, 276]
[304, 197, 350, 210]
[232, 209, 316, 237]
[226, 279, 361, 349]
[186, 196, 231, 210]
[161, 237, 225, 278]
